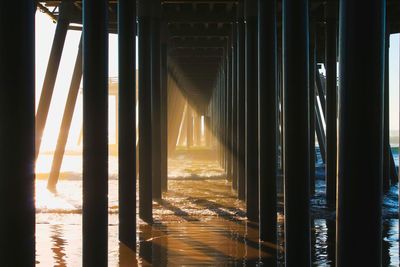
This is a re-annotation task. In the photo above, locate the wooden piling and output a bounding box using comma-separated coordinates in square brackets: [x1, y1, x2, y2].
[82, 0, 109, 265]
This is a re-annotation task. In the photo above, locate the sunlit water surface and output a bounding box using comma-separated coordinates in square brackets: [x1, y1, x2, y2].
[35, 150, 399, 266]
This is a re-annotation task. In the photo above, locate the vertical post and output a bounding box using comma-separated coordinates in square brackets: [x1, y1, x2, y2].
[82, 0, 109, 265]
[232, 24, 238, 190]
[383, 27, 390, 192]
[0, 1, 35, 265]
[118, 0, 136, 250]
[325, 3, 338, 208]
[48, 38, 83, 191]
[309, 19, 316, 196]
[160, 22, 168, 192]
[186, 106, 193, 147]
[245, 0, 259, 222]
[337, 0, 385, 266]
[283, 0, 310, 265]
[151, 0, 162, 200]
[138, 0, 153, 223]
[237, 0, 246, 201]
[226, 42, 233, 180]
[36, 2, 71, 158]
[194, 113, 201, 146]
[205, 116, 211, 147]
[258, 0, 277, 244]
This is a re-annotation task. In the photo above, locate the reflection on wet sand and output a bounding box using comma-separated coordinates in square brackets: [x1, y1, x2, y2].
[142, 178, 281, 265]
[35, 156, 399, 266]
[50, 225, 67, 266]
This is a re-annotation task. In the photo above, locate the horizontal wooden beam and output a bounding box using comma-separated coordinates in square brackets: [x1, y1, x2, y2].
[169, 39, 227, 48]
[165, 12, 235, 23]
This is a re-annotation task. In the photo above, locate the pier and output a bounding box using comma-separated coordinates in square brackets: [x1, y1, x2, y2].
[0, 0, 399, 266]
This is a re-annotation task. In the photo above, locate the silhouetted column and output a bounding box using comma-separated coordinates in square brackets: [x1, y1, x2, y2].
[36, 2, 71, 158]
[0, 2, 35, 265]
[226, 45, 233, 180]
[222, 66, 227, 168]
[232, 24, 238, 190]
[283, 0, 310, 265]
[325, 3, 338, 208]
[337, 0, 385, 266]
[160, 25, 168, 192]
[258, 0, 277, 244]
[245, 0, 259, 222]
[237, 0, 246, 201]
[151, 0, 162, 200]
[383, 27, 390, 192]
[138, 0, 153, 223]
[118, 0, 136, 250]
[186, 106, 193, 147]
[204, 116, 211, 147]
[82, 0, 109, 265]
[194, 113, 201, 146]
[309, 20, 316, 196]
[48, 38, 82, 191]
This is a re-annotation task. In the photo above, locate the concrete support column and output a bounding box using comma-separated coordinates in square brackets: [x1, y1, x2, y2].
[194, 113, 201, 146]
[309, 20, 316, 196]
[0, 1, 35, 265]
[48, 38, 83, 191]
[204, 116, 211, 147]
[82, 0, 109, 265]
[118, 0, 136, 250]
[337, 0, 385, 266]
[245, 0, 259, 222]
[186, 106, 193, 147]
[325, 3, 338, 208]
[237, 0, 246, 201]
[138, 0, 153, 223]
[151, 0, 162, 200]
[232, 24, 238, 190]
[160, 25, 168, 192]
[258, 0, 277, 245]
[36, 2, 71, 158]
[226, 44, 233, 180]
[383, 26, 391, 192]
[282, 0, 310, 265]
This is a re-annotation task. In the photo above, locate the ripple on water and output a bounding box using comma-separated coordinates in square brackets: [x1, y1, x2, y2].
[35, 154, 399, 266]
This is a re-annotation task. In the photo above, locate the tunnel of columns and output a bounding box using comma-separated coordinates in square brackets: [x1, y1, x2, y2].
[1, 0, 400, 266]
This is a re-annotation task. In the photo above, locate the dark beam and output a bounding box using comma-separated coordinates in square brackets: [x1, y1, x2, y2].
[325, 2, 337, 208]
[118, 0, 137, 250]
[236, 0, 246, 201]
[169, 39, 227, 48]
[165, 11, 235, 23]
[0, 1, 35, 265]
[244, 0, 258, 222]
[337, 0, 385, 265]
[258, 0, 277, 247]
[186, 105, 193, 147]
[160, 22, 169, 192]
[138, 0, 153, 223]
[169, 28, 231, 37]
[82, 0, 109, 265]
[309, 19, 316, 195]
[283, 0, 311, 265]
[36, 2, 71, 158]
[231, 23, 238, 191]
[169, 47, 224, 57]
[48, 38, 82, 191]
[152, 0, 162, 200]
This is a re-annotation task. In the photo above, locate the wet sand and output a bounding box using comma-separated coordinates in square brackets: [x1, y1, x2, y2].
[35, 154, 399, 266]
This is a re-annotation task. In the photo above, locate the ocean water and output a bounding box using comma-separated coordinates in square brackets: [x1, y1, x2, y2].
[35, 151, 399, 266]
[312, 147, 399, 266]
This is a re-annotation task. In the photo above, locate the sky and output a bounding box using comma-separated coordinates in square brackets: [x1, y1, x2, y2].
[36, 12, 119, 151]
[35, 12, 400, 152]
